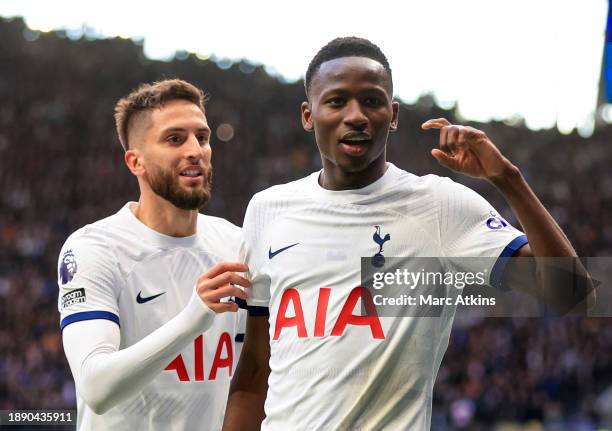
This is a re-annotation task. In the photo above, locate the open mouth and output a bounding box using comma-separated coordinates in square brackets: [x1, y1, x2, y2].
[340, 138, 372, 145]
[179, 167, 203, 178]
[339, 135, 372, 155]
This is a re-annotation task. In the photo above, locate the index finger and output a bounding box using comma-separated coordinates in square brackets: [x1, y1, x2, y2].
[421, 118, 452, 130]
[200, 261, 249, 280]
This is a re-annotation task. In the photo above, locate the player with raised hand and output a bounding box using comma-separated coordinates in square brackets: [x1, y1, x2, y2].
[224, 38, 581, 430]
[58, 79, 248, 430]
[422, 117, 591, 310]
[422, 116, 577, 257]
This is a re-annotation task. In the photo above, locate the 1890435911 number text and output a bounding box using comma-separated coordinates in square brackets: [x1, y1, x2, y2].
[1, 410, 75, 425]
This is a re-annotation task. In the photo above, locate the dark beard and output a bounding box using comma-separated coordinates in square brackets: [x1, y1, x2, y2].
[146, 163, 212, 210]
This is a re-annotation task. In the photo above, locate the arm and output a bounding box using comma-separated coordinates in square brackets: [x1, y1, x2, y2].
[223, 315, 270, 430]
[422, 119, 593, 310]
[62, 262, 250, 414]
[493, 172, 593, 311]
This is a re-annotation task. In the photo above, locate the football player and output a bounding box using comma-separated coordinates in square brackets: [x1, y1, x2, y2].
[59, 79, 248, 430]
[224, 38, 584, 430]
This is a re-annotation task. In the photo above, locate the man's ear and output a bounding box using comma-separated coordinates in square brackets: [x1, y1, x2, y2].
[301, 101, 314, 132]
[124, 149, 145, 177]
[390, 101, 399, 132]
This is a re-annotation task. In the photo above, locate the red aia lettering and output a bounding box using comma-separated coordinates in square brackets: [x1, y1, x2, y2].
[164, 332, 234, 382]
[314, 288, 331, 337]
[209, 332, 233, 379]
[274, 287, 384, 340]
[331, 286, 383, 339]
[273, 288, 307, 340]
[164, 354, 190, 382]
[194, 334, 204, 381]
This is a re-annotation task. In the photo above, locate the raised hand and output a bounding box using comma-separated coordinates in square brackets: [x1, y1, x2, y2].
[421, 118, 514, 181]
[196, 262, 250, 313]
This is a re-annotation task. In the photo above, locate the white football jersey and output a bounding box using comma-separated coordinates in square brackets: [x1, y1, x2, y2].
[243, 163, 527, 430]
[58, 203, 246, 430]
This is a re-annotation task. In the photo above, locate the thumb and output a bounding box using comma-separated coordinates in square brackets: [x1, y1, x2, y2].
[431, 149, 456, 169]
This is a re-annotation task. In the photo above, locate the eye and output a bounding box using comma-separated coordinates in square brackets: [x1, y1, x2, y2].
[327, 97, 345, 107]
[364, 97, 382, 107]
[197, 134, 210, 145]
[167, 135, 183, 144]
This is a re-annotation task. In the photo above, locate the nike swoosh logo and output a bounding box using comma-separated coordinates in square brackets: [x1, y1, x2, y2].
[136, 291, 166, 304]
[269, 243, 299, 259]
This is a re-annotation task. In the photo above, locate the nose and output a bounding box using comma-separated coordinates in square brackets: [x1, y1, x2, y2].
[184, 133, 204, 161]
[343, 100, 368, 130]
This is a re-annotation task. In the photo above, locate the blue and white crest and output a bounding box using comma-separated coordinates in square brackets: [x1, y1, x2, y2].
[60, 249, 77, 284]
[371, 226, 391, 268]
[486, 211, 508, 230]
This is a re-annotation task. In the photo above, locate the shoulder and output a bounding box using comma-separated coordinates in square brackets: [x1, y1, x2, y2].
[371, 165, 446, 210]
[378, 167, 491, 226]
[198, 214, 241, 238]
[241, 175, 314, 242]
[244, 174, 315, 221]
[250, 174, 315, 206]
[428, 175, 492, 209]
[57, 208, 136, 278]
[390, 165, 448, 192]
[61, 217, 116, 257]
[57, 220, 122, 288]
[60, 209, 130, 253]
[392, 169, 483, 204]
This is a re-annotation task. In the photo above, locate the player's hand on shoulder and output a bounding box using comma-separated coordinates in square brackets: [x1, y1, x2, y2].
[421, 118, 516, 181]
[196, 262, 250, 313]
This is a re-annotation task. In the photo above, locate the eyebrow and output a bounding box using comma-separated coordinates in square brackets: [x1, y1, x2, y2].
[320, 87, 390, 99]
[161, 126, 211, 134]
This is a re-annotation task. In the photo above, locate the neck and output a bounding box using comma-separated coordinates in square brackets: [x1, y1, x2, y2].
[320, 157, 388, 191]
[132, 191, 198, 237]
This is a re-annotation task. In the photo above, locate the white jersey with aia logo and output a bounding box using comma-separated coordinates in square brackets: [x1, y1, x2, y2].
[58, 203, 245, 430]
[244, 163, 527, 430]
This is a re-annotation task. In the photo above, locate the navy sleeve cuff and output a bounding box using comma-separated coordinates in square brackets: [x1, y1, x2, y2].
[60, 311, 120, 330]
[490, 235, 529, 289]
[233, 297, 248, 310]
[247, 305, 270, 317]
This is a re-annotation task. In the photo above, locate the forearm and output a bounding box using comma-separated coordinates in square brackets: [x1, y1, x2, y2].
[223, 356, 269, 430]
[492, 164, 594, 310]
[421, 118, 590, 307]
[490, 164, 576, 257]
[63, 291, 214, 414]
[223, 315, 270, 430]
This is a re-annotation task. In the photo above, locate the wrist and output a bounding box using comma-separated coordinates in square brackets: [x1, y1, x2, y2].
[487, 161, 522, 189]
[187, 289, 216, 330]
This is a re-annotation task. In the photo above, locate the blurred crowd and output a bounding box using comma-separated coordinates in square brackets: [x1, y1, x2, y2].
[1, 17, 611, 430]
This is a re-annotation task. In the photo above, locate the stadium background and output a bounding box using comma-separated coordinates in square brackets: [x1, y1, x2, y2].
[1, 14, 612, 430]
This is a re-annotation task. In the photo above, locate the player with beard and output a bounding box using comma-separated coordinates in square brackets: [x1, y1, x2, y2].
[58, 79, 249, 430]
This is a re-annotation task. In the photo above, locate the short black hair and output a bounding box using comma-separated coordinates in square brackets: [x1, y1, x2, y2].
[304, 36, 393, 97]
